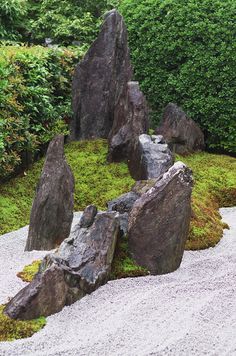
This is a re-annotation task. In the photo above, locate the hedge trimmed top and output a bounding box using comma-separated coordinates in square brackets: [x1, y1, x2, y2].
[119, 0, 236, 153]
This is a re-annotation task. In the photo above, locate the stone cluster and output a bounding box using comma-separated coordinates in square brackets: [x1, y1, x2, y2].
[4, 10, 198, 321]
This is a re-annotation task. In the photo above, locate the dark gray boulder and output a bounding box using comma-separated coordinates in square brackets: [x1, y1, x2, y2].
[70, 9, 132, 140]
[156, 103, 205, 155]
[108, 81, 149, 162]
[5, 210, 119, 320]
[128, 162, 193, 275]
[79, 205, 97, 228]
[107, 191, 140, 214]
[25, 135, 74, 251]
[128, 134, 174, 181]
[107, 191, 140, 235]
[4, 264, 68, 320]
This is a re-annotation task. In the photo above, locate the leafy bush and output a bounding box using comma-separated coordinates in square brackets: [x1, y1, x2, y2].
[119, 0, 236, 153]
[0, 0, 27, 41]
[0, 45, 84, 179]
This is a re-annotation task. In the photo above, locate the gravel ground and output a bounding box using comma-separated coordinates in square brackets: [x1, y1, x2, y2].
[0, 207, 235, 356]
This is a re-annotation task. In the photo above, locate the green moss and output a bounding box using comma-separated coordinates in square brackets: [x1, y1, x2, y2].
[17, 260, 41, 283]
[0, 139, 134, 235]
[110, 236, 149, 280]
[177, 152, 236, 250]
[0, 305, 46, 342]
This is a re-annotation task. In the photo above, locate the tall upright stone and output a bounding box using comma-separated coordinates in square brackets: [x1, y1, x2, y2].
[70, 9, 132, 140]
[108, 81, 149, 162]
[25, 135, 74, 251]
[128, 162, 193, 275]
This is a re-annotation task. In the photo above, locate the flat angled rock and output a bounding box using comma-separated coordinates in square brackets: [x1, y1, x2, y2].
[25, 135, 74, 251]
[128, 162, 193, 275]
[5, 210, 119, 320]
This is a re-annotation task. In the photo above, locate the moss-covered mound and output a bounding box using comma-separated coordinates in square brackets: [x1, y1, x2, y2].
[17, 260, 41, 283]
[179, 153, 236, 249]
[0, 305, 46, 342]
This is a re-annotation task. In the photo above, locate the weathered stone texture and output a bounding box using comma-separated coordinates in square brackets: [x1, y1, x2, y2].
[128, 162, 193, 275]
[25, 135, 74, 252]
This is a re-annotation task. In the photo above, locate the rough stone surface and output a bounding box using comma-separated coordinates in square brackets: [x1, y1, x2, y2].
[70, 9, 132, 140]
[128, 162, 193, 275]
[25, 135, 74, 252]
[107, 191, 140, 236]
[107, 192, 140, 214]
[108, 81, 149, 161]
[5, 210, 119, 320]
[4, 265, 68, 320]
[129, 134, 174, 181]
[156, 103, 205, 155]
[79, 205, 97, 228]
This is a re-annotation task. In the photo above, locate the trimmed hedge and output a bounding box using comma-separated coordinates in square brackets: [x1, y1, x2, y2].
[119, 0, 236, 153]
[0, 45, 84, 179]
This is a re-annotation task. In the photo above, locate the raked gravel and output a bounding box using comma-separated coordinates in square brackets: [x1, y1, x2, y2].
[0, 208, 235, 356]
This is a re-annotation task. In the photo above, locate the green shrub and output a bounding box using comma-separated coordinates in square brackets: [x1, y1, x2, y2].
[0, 45, 85, 179]
[0, 0, 27, 41]
[119, 0, 236, 153]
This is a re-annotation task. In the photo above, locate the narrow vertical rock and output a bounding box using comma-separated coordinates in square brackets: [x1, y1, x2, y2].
[25, 135, 74, 251]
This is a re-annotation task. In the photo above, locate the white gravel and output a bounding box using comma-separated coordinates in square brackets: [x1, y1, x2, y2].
[0, 207, 235, 356]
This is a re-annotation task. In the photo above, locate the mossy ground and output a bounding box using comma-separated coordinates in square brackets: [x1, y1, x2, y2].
[0, 305, 46, 342]
[17, 260, 41, 283]
[178, 153, 236, 250]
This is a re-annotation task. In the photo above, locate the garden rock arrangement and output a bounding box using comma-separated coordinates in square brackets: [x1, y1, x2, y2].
[128, 162, 193, 274]
[3, 11, 195, 322]
[128, 134, 174, 180]
[4, 208, 120, 320]
[25, 135, 74, 252]
[108, 81, 149, 162]
[70, 9, 132, 140]
[156, 103, 205, 155]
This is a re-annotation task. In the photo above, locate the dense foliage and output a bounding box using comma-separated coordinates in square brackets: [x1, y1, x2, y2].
[0, 0, 119, 45]
[0, 0, 27, 41]
[119, 0, 236, 153]
[0, 45, 84, 179]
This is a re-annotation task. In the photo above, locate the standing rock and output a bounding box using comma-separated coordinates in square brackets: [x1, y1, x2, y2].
[5, 209, 120, 320]
[70, 9, 132, 140]
[108, 81, 149, 162]
[128, 134, 174, 181]
[156, 103, 205, 155]
[25, 135, 74, 251]
[128, 162, 193, 275]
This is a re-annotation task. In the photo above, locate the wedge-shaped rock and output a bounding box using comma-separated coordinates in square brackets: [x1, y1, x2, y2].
[156, 103, 205, 155]
[128, 162, 193, 275]
[5, 209, 119, 320]
[70, 9, 132, 140]
[108, 81, 149, 161]
[25, 135, 74, 251]
[128, 134, 174, 180]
